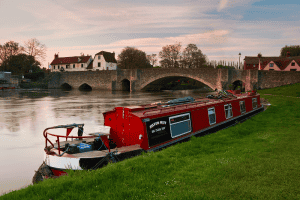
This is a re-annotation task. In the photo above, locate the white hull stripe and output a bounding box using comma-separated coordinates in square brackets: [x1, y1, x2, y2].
[44, 151, 82, 170]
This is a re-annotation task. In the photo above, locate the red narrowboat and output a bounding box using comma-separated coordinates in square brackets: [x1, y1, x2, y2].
[33, 90, 265, 184]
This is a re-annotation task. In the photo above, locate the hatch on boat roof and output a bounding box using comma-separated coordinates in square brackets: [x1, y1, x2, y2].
[125, 105, 143, 109]
[88, 125, 111, 136]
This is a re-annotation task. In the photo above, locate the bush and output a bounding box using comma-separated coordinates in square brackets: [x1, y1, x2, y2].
[24, 72, 45, 82]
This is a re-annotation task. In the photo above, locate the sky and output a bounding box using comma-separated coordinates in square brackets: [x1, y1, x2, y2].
[0, 0, 299, 68]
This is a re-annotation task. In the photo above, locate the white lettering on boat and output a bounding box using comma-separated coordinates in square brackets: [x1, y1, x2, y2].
[150, 121, 166, 129]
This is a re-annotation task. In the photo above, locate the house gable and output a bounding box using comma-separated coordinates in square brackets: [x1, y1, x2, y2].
[284, 59, 300, 71]
[95, 51, 117, 63]
[262, 61, 281, 71]
[244, 55, 300, 71]
[93, 51, 117, 71]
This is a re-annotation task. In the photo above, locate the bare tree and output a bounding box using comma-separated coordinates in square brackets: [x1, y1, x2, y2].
[146, 54, 158, 66]
[24, 38, 47, 63]
[159, 42, 181, 68]
[0, 41, 24, 64]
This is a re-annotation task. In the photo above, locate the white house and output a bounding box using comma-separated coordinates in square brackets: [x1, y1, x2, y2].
[92, 51, 117, 71]
[50, 54, 93, 72]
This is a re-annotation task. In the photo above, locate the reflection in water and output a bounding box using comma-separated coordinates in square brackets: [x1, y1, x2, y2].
[0, 88, 213, 196]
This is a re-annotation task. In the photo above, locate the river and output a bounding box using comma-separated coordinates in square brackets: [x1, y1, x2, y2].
[0, 88, 213, 196]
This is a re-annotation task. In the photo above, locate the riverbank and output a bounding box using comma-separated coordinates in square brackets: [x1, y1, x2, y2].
[1, 83, 300, 199]
[19, 82, 48, 89]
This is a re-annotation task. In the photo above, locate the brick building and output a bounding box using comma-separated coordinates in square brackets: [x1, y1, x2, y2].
[244, 52, 300, 71]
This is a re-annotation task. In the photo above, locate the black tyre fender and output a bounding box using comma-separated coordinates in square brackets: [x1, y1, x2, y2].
[32, 162, 53, 184]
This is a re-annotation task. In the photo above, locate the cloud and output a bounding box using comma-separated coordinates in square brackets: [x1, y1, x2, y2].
[1, 0, 299, 68]
[218, 0, 228, 11]
[45, 29, 233, 65]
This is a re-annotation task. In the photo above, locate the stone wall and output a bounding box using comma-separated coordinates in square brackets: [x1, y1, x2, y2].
[257, 71, 300, 90]
[48, 68, 300, 91]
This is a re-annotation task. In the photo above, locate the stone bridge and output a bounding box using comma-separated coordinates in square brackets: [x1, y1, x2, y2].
[48, 68, 300, 91]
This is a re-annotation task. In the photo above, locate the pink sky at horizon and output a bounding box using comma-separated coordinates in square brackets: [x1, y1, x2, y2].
[0, 0, 299, 68]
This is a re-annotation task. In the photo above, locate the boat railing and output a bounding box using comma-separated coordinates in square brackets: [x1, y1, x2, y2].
[44, 131, 98, 155]
[43, 124, 99, 155]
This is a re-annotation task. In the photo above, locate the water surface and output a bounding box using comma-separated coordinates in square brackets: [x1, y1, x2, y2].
[0, 88, 212, 195]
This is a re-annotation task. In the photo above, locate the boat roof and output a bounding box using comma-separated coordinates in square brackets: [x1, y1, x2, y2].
[121, 93, 258, 119]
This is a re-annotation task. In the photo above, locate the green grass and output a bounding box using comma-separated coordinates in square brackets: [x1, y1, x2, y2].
[1, 83, 300, 199]
[258, 82, 300, 97]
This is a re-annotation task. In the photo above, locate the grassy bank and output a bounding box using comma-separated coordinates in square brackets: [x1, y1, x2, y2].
[1, 83, 300, 199]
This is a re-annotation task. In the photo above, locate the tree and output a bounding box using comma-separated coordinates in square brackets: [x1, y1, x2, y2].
[0, 41, 24, 67]
[23, 38, 47, 63]
[181, 44, 207, 68]
[146, 54, 158, 66]
[159, 43, 181, 68]
[280, 45, 300, 57]
[0, 53, 40, 75]
[117, 47, 152, 69]
[216, 64, 235, 69]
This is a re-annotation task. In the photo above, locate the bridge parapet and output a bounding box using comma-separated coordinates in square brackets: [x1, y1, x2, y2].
[48, 68, 300, 91]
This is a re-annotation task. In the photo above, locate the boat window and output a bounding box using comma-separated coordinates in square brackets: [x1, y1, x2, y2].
[252, 98, 257, 109]
[208, 107, 216, 125]
[169, 113, 191, 138]
[240, 101, 246, 113]
[224, 104, 233, 119]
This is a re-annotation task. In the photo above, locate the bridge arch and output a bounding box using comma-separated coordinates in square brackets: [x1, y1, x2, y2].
[140, 74, 217, 91]
[61, 83, 72, 90]
[79, 83, 92, 91]
[230, 79, 245, 91]
[121, 79, 130, 91]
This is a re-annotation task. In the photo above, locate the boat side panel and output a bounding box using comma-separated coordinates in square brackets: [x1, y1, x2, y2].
[214, 103, 226, 124]
[104, 108, 145, 147]
[103, 109, 123, 147]
[145, 115, 172, 147]
[231, 100, 241, 118]
[191, 108, 210, 132]
[245, 97, 253, 112]
[122, 114, 145, 146]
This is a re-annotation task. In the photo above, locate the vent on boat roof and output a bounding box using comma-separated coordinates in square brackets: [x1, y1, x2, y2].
[167, 96, 195, 105]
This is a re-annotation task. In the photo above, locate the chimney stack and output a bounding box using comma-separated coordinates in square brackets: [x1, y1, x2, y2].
[54, 53, 59, 59]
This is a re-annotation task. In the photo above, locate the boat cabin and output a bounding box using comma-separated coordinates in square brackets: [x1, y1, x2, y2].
[103, 91, 263, 152]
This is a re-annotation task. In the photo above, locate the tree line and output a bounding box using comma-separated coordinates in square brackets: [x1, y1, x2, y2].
[118, 44, 300, 70]
[280, 45, 300, 57]
[0, 38, 47, 75]
[117, 43, 213, 69]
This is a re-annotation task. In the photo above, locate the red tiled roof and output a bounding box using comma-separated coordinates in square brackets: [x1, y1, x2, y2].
[244, 56, 300, 70]
[95, 51, 117, 63]
[50, 56, 91, 65]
